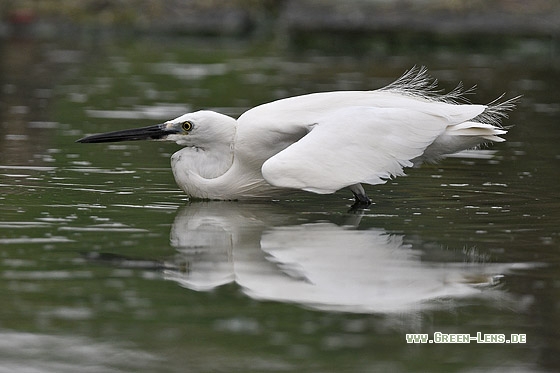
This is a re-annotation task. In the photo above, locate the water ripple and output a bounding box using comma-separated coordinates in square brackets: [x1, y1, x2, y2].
[0, 237, 73, 244]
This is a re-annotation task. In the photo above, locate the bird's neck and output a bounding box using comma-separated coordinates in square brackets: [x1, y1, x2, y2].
[171, 142, 283, 200]
[172, 142, 234, 180]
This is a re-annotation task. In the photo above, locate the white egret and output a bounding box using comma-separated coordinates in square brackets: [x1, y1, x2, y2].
[77, 67, 517, 204]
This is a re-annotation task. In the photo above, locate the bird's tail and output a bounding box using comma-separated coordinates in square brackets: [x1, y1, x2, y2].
[414, 96, 519, 165]
[446, 121, 508, 142]
[446, 93, 520, 144]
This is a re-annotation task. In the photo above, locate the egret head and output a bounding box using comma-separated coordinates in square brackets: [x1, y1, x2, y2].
[77, 110, 236, 148]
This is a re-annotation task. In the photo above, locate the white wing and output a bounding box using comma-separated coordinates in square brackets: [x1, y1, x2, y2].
[261, 105, 484, 194]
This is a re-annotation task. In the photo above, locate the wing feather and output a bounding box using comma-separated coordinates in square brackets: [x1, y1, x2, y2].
[261, 106, 479, 194]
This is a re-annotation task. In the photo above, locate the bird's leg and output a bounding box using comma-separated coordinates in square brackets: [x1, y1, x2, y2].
[349, 184, 372, 206]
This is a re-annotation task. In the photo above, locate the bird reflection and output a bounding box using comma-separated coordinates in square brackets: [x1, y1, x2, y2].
[163, 202, 516, 313]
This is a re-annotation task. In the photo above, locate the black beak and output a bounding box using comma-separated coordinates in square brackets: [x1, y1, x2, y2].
[76, 123, 175, 143]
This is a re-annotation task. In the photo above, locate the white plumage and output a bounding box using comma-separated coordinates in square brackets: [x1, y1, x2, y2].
[77, 67, 517, 204]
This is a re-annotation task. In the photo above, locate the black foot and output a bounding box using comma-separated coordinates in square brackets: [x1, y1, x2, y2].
[352, 191, 372, 205]
[349, 192, 372, 212]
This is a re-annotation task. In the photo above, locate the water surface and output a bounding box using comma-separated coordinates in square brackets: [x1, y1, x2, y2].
[1, 36, 559, 372]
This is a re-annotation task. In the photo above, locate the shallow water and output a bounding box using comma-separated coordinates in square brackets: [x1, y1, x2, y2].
[1, 36, 559, 372]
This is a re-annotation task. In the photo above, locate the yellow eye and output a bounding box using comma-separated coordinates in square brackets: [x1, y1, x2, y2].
[182, 121, 193, 132]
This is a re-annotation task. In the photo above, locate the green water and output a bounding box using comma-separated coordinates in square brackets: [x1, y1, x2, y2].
[1, 36, 559, 372]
